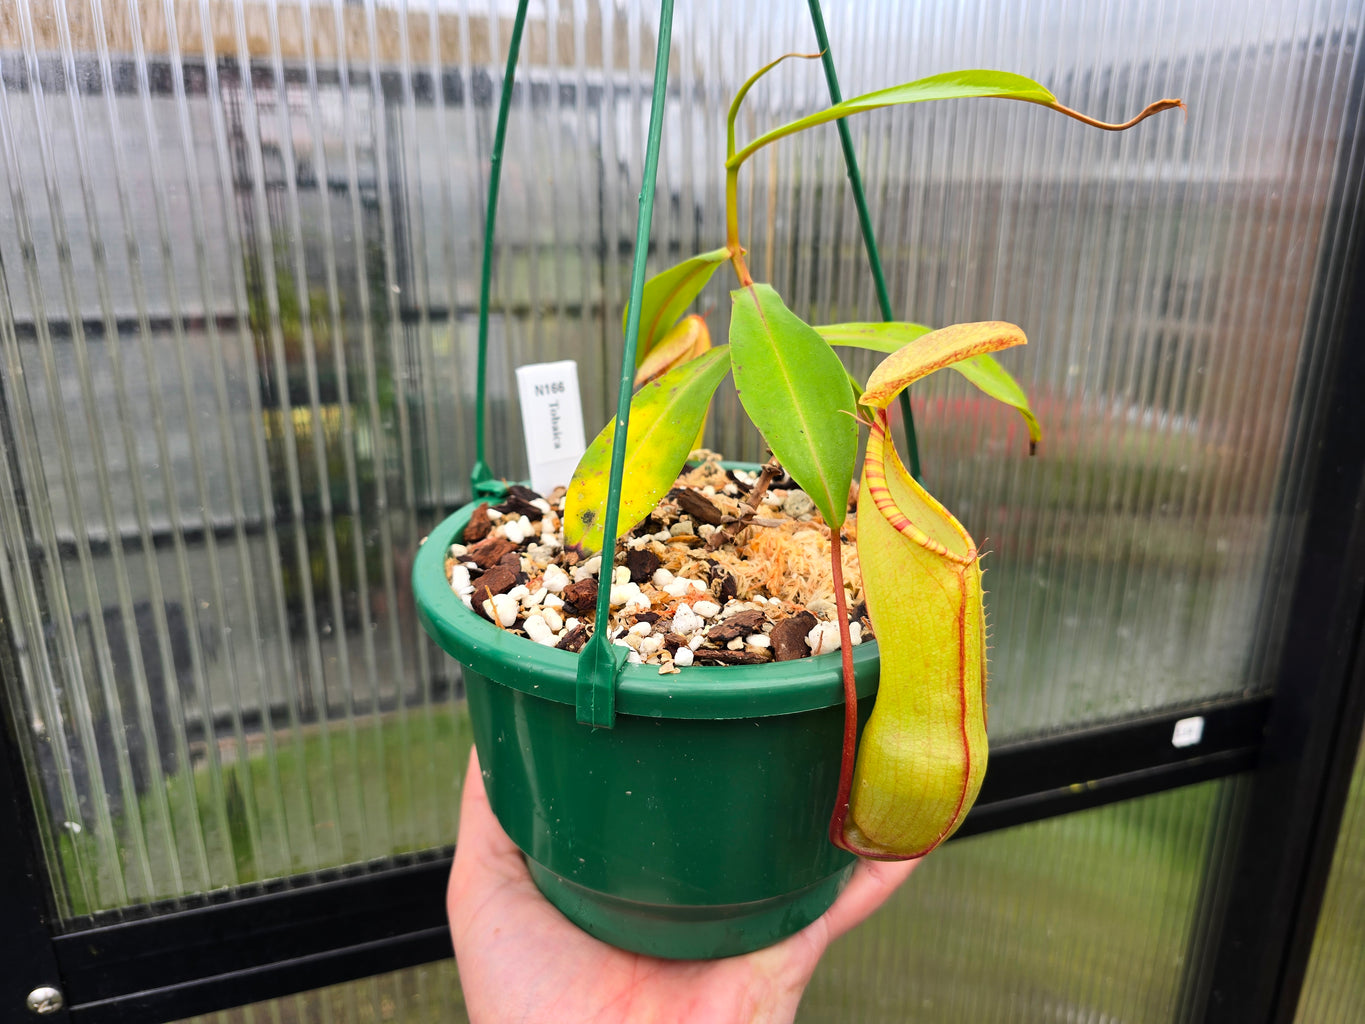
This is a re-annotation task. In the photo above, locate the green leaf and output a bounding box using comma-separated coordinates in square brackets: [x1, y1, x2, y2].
[731, 70, 1056, 168]
[819, 321, 1039, 451]
[816, 321, 934, 353]
[952, 353, 1041, 453]
[564, 346, 732, 552]
[623, 248, 729, 368]
[729, 284, 857, 528]
[731, 70, 1183, 170]
[861, 321, 1028, 410]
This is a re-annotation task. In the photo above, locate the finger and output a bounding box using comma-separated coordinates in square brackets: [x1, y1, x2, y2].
[820, 855, 921, 943]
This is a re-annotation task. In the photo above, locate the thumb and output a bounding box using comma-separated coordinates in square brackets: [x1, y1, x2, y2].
[450, 747, 529, 908]
[820, 856, 921, 943]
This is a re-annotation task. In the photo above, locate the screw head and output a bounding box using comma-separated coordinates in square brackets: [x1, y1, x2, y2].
[26, 986, 64, 1016]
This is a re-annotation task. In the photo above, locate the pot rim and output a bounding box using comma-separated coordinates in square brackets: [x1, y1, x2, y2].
[413, 498, 880, 721]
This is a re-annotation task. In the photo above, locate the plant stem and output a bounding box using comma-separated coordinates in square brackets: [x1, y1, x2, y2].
[827, 527, 858, 850]
[725, 168, 753, 286]
[725, 51, 823, 291]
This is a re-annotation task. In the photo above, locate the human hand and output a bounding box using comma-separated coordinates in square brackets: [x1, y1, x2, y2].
[448, 748, 919, 1024]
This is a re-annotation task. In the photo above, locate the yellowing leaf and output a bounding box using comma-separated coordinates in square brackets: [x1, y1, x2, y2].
[841, 414, 987, 858]
[624, 249, 729, 368]
[633, 314, 712, 388]
[565, 346, 731, 552]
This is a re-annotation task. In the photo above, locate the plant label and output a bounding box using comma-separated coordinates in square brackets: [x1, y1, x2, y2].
[515, 360, 587, 495]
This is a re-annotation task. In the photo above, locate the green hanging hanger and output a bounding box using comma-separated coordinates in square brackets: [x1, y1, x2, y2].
[469, 0, 530, 500]
[471, 0, 676, 728]
[806, 0, 922, 480]
[574, 0, 677, 729]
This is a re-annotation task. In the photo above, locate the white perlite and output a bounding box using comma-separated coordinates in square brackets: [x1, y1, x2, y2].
[483, 593, 518, 628]
[672, 603, 703, 636]
[502, 515, 533, 545]
[523, 614, 555, 645]
[542, 564, 570, 594]
[806, 621, 842, 656]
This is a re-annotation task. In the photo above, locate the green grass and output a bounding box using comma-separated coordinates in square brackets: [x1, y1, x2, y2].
[1295, 740, 1365, 1022]
[58, 705, 474, 916]
[181, 959, 468, 1024]
[801, 783, 1222, 1023]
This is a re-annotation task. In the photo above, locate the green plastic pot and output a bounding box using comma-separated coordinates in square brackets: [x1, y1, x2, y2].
[414, 496, 879, 959]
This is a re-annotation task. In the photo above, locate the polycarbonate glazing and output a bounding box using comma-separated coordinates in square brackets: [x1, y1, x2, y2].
[0, 0, 1360, 919]
[802, 779, 1239, 1023]
[177, 958, 469, 1024]
[171, 781, 1233, 1024]
[1295, 726, 1365, 1023]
